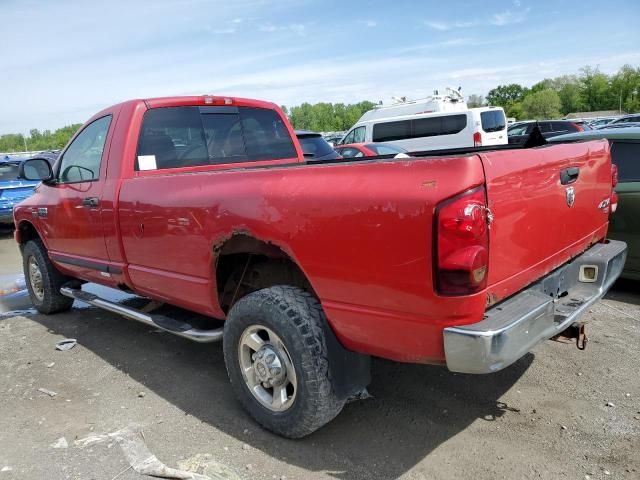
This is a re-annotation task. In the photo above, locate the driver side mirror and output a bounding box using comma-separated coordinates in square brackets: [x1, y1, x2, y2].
[19, 158, 54, 183]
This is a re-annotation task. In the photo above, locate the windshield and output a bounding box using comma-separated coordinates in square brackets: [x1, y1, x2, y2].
[298, 136, 335, 157]
[365, 144, 405, 155]
[508, 123, 530, 136]
[0, 162, 21, 182]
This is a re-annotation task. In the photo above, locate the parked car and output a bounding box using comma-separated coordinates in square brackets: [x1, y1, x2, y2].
[603, 114, 640, 127]
[589, 117, 617, 128]
[549, 127, 640, 280]
[295, 130, 341, 161]
[507, 120, 588, 145]
[334, 142, 407, 158]
[598, 122, 640, 130]
[14, 95, 624, 439]
[337, 106, 508, 152]
[0, 156, 44, 224]
[322, 133, 345, 146]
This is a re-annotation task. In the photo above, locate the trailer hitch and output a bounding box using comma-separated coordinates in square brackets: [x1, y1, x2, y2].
[551, 322, 588, 350]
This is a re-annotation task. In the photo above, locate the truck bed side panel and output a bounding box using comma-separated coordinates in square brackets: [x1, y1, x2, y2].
[117, 156, 486, 362]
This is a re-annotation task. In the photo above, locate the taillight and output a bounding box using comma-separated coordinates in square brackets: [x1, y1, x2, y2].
[610, 164, 619, 215]
[435, 186, 490, 295]
[610, 192, 618, 213]
[473, 131, 482, 147]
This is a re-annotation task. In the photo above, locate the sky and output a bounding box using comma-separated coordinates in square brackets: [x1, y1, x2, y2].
[1, 0, 639, 134]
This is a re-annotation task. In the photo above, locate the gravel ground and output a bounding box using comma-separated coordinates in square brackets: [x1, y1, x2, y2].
[0, 227, 638, 480]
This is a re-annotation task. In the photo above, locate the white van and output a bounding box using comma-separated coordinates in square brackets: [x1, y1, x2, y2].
[338, 106, 508, 151]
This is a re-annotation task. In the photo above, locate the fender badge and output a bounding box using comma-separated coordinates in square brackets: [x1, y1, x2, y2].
[597, 198, 610, 213]
[566, 187, 575, 207]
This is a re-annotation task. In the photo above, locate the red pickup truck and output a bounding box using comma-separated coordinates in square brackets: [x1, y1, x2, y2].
[14, 95, 626, 438]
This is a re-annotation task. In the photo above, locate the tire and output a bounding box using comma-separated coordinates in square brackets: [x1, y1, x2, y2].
[223, 285, 344, 438]
[23, 239, 74, 314]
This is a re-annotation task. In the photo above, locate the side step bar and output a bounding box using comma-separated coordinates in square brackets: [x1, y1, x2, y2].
[60, 287, 223, 343]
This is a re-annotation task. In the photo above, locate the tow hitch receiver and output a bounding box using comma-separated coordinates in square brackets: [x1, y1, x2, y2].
[551, 322, 588, 350]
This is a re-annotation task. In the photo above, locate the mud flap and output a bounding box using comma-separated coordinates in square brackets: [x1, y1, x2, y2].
[321, 322, 371, 400]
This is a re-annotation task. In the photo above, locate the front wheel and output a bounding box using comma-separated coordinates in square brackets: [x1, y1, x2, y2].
[223, 286, 344, 438]
[23, 239, 74, 314]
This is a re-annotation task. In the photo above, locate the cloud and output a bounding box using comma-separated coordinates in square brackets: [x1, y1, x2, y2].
[424, 21, 449, 31]
[365, 20, 377, 27]
[232, 17, 243, 23]
[490, 8, 530, 26]
[424, 20, 477, 31]
[259, 23, 307, 35]
[212, 27, 236, 34]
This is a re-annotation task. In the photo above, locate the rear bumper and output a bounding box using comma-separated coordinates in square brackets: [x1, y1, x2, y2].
[444, 240, 627, 374]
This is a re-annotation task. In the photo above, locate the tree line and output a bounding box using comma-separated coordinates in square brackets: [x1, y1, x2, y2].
[2, 64, 638, 153]
[0, 124, 82, 154]
[471, 64, 640, 119]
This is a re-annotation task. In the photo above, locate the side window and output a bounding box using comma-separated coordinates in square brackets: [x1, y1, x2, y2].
[338, 147, 358, 158]
[412, 114, 467, 138]
[611, 142, 640, 183]
[58, 115, 112, 183]
[551, 122, 571, 133]
[352, 126, 366, 143]
[342, 129, 356, 145]
[537, 122, 553, 133]
[372, 120, 411, 142]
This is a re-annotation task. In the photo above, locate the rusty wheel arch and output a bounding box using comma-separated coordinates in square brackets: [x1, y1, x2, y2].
[214, 233, 317, 312]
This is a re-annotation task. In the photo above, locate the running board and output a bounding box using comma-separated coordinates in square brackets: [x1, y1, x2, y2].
[60, 287, 223, 343]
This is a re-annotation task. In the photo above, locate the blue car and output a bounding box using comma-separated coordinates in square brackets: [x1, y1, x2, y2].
[0, 156, 43, 224]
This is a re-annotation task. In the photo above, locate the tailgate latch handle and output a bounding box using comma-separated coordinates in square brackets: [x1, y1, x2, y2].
[560, 167, 580, 185]
[82, 197, 100, 208]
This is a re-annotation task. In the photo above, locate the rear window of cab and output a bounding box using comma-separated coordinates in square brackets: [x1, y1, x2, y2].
[136, 106, 297, 171]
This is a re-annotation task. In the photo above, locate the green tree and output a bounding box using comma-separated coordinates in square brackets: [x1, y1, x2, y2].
[286, 101, 376, 131]
[466, 94, 485, 108]
[521, 89, 562, 119]
[579, 66, 614, 111]
[0, 124, 81, 153]
[610, 64, 640, 113]
[486, 84, 528, 107]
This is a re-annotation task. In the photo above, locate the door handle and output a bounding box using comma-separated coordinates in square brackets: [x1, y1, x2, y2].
[82, 197, 100, 208]
[560, 167, 579, 185]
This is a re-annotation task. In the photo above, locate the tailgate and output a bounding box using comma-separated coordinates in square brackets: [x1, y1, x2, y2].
[480, 140, 613, 303]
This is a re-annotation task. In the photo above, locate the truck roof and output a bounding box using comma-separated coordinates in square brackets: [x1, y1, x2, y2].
[91, 95, 281, 120]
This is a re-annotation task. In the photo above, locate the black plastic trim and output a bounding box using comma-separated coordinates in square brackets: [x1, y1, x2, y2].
[50, 254, 122, 274]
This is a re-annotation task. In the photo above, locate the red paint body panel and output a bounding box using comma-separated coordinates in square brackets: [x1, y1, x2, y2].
[480, 141, 612, 304]
[13, 96, 613, 364]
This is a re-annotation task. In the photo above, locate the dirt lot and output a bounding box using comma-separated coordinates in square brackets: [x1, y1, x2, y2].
[0, 226, 639, 480]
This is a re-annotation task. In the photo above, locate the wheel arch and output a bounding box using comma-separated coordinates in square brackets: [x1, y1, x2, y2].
[16, 220, 44, 249]
[214, 234, 371, 401]
[214, 232, 319, 313]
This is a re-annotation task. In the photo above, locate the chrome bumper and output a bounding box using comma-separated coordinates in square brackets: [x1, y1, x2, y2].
[444, 240, 627, 374]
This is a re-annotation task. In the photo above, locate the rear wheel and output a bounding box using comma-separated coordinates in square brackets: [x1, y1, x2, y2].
[23, 239, 74, 314]
[223, 285, 344, 438]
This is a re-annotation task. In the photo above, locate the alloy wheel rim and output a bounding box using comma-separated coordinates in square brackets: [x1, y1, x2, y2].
[238, 325, 297, 412]
[28, 256, 45, 301]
